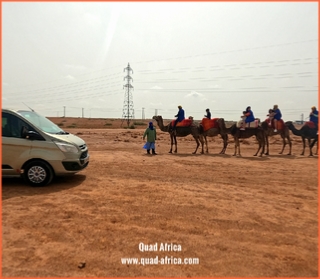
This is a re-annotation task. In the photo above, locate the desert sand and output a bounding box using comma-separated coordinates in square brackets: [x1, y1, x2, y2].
[2, 117, 318, 277]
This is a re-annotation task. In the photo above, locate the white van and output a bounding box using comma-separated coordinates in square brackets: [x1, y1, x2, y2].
[2, 108, 89, 186]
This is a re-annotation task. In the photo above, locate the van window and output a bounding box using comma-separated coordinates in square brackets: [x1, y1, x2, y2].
[2, 112, 34, 138]
[17, 111, 66, 134]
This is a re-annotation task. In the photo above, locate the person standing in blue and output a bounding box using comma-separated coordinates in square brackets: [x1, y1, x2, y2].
[172, 105, 185, 131]
[273, 104, 282, 132]
[309, 106, 318, 130]
[143, 122, 157, 155]
[204, 108, 211, 119]
[240, 106, 255, 130]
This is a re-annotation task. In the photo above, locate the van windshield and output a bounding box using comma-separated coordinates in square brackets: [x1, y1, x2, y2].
[18, 110, 69, 134]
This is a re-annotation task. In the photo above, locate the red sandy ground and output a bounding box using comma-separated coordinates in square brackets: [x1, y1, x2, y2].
[2, 118, 318, 277]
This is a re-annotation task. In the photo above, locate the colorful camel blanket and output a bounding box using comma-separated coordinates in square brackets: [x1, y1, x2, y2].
[201, 118, 219, 132]
[170, 118, 193, 127]
[304, 121, 316, 129]
[265, 118, 285, 130]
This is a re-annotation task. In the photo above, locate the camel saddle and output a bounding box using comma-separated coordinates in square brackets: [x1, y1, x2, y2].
[265, 118, 285, 130]
[304, 121, 317, 129]
[201, 118, 219, 132]
[171, 118, 193, 127]
[245, 119, 259, 128]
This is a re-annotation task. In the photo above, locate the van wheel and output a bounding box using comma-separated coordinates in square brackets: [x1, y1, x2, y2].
[22, 161, 54, 186]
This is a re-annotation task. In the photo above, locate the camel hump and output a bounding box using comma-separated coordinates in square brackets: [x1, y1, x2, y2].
[171, 119, 193, 127]
[265, 118, 285, 130]
[201, 118, 219, 132]
[304, 121, 316, 129]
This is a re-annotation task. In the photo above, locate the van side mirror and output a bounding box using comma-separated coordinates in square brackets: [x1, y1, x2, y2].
[21, 126, 44, 140]
[26, 131, 44, 140]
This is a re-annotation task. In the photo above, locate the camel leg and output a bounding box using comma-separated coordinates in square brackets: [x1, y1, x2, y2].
[199, 135, 204, 154]
[192, 136, 200, 154]
[204, 135, 209, 153]
[234, 137, 241, 156]
[258, 139, 264, 157]
[301, 137, 305, 156]
[307, 138, 313, 156]
[261, 135, 265, 156]
[253, 136, 259, 157]
[220, 133, 228, 154]
[311, 139, 319, 155]
[233, 137, 237, 156]
[169, 133, 173, 153]
[265, 136, 269, 155]
[287, 136, 292, 155]
[279, 134, 286, 154]
[253, 134, 262, 156]
[174, 135, 178, 153]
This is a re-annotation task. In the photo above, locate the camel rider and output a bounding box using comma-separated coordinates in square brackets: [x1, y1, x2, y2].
[310, 106, 318, 130]
[204, 108, 211, 119]
[273, 104, 282, 132]
[172, 105, 185, 131]
[240, 106, 255, 130]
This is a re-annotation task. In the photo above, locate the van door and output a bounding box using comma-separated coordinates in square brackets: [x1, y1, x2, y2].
[2, 112, 36, 175]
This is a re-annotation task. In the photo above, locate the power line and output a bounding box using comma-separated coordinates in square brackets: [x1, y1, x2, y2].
[3, 38, 317, 88]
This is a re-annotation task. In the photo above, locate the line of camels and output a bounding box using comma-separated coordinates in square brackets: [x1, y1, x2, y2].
[152, 115, 318, 157]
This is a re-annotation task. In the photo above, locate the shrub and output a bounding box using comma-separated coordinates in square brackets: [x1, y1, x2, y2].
[133, 121, 145, 126]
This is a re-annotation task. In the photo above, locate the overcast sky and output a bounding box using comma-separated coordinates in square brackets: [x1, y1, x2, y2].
[2, 2, 318, 121]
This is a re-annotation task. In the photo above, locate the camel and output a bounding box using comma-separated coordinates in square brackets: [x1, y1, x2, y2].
[261, 120, 292, 155]
[199, 118, 228, 154]
[226, 124, 265, 157]
[152, 115, 204, 154]
[285, 121, 318, 156]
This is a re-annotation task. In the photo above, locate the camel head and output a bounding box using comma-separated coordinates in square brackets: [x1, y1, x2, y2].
[226, 123, 237, 135]
[152, 115, 163, 123]
[284, 121, 294, 129]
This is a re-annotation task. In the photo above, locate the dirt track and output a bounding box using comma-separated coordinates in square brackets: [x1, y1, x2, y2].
[2, 120, 318, 277]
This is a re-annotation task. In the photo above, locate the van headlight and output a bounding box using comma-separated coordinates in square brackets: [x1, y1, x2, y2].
[55, 142, 79, 153]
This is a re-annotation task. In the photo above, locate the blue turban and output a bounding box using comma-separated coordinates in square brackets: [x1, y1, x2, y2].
[149, 122, 154, 130]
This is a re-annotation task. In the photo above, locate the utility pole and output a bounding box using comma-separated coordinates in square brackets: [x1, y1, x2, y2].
[63, 106, 66, 117]
[121, 63, 134, 127]
[82, 108, 84, 118]
[142, 107, 145, 119]
[155, 109, 158, 116]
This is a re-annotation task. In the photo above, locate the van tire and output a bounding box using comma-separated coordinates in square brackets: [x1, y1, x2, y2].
[22, 161, 54, 187]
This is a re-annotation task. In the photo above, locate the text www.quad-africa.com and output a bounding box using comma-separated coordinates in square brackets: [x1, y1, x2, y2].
[121, 256, 199, 265]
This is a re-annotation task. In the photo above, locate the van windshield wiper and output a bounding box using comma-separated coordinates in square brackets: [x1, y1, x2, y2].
[56, 131, 70, 135]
